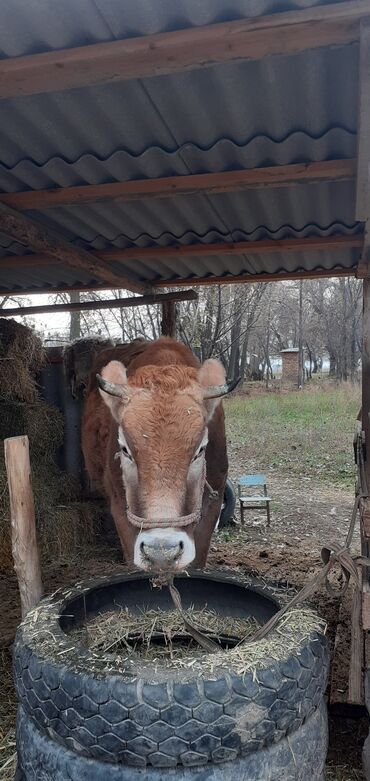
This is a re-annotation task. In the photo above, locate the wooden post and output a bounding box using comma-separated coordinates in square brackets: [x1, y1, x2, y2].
[348, 567, 364, 703]
[4, 435, 43, 617]
[363, 279, 370, 490]
[161, 300, 177, 338]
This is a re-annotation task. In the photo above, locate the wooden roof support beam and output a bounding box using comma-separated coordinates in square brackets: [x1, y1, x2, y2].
[152, 267, 356, 287]
[0, 234, 363, 271]
[0, 267, 356, 297]
[0, 289, 197, 318]
[0, 1, 369, 98]
[0, 202, 149, 294]
[0, 160, 356, 211]
[356, 21, 370, 279]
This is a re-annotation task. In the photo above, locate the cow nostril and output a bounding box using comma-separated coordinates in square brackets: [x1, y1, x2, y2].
[140, 541, 145, 552]
[179, 540, 184, 552]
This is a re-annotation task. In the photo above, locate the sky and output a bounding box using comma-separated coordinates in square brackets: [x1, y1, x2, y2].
[9, 293, 78, 343]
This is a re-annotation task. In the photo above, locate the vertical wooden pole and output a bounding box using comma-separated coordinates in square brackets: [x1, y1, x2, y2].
[348, 567, 364, 704]
[161, 300, 177, 338]
[363, 278, 370, 492]
[4, 435, 43, 617]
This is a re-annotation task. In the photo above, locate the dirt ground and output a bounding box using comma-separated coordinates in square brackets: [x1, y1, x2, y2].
[0, 492, 367, 779]
[0, 384, 368, 780]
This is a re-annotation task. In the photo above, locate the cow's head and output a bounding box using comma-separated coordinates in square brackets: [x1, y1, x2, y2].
[97, 359, 234, 573]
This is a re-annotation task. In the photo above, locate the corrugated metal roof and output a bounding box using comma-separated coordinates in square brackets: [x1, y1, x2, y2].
[0, 0, 363, 293]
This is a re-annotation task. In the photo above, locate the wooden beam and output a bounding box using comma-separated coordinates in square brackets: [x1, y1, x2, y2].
[330, 586, 355, 703]
[153, 267, 357, 287]
[0, 289, 198, 318]
[348, 566, 364, 704]
[161, 301, 177, 338]
[356, 20, 370, 222]
[0, 266, 357, 298]
[0, 2, 369, 98]
[0, 160, 356, 211]
[363, 279, 370, 491]
[0, 234, 363, 270]
[0, 202, 148, 295]
[4, 435, 43, 618]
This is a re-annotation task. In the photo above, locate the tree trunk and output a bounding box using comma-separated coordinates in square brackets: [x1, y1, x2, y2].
[239, 333, 249, 383]
[69, 291, 81, 340]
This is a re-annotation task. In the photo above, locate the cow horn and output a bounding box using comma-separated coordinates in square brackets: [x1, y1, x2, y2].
[203, 377, 241, 399]
[96, 374, 127, 399]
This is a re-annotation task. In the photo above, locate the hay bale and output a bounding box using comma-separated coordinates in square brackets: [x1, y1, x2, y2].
[0, 401, 63, 460]
[0, 318, 45, 402]
[0, 399, 101, 574]
[0, 321, 102, 570]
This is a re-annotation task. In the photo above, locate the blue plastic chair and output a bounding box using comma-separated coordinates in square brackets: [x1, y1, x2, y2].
[238, 474, 271, 526]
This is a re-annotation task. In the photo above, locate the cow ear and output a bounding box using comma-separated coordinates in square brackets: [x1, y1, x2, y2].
[98, 360, 129, 419]
[198, 359, 226, 421]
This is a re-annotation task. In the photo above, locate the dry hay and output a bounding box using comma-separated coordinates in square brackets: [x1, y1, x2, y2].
[0, 400, 63, 458]
[0, 318, 45, 403]
[0, 399, 101, 573]
[0, 650, 17, 781]
[70, 606, 260, 662]
[22, 582, 327, 680]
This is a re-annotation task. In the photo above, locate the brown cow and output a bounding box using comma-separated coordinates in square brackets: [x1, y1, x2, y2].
[81, 337, 235, 572]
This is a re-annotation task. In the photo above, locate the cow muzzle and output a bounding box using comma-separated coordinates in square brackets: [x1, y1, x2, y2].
[134, 528, 195, 572]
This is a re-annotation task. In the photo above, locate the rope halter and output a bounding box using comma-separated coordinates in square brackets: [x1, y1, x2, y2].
[124, 460, 218, 530]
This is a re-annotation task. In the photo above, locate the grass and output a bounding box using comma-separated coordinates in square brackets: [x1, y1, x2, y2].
[225, 382, 360, 489]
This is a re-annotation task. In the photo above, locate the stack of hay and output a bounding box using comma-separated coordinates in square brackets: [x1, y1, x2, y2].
[0, 318, 99, 574]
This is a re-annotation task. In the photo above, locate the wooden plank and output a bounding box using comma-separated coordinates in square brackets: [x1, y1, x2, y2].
[348, 566, 364, 704]
[4, 435, 43, 618]
[0, 289, 197, 317]
[0, 202, 148, 294]
[0, 234, 363, 270]
[161, 300, 177, 337]
[356, 20, 370, 221]
[153, 267, 357, 288]
[361, 497, 370, 539]
[362, 587, 370, 630]
[0, 2, 368, 98]
[363, 278, 370, 491]
[0, 159, 356, 210]
[330, 586, 356, 704]
[0, 266, 357, 298]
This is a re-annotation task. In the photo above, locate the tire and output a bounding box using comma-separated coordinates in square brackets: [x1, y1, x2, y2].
[13, 571, 329, 769]
[218, 479, 236, 529]
[16, 701, 328, 781]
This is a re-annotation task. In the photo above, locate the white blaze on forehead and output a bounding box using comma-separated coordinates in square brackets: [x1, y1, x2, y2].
[134, 528, 195, 571]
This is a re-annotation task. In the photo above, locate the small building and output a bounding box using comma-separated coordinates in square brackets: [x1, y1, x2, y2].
[280, 348, 299, 388]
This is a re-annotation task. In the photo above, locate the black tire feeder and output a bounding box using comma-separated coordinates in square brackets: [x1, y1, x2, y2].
[13, 570, 329, 780]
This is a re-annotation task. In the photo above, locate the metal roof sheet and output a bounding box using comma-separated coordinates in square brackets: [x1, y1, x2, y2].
[0, 0, 363, 294]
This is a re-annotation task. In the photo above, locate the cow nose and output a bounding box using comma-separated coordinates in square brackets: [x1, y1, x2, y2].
[140, 537, 184, 569]
[134, 529, 196, 571]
